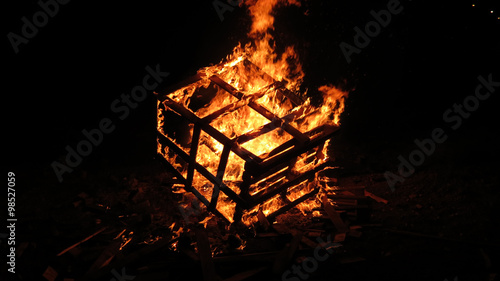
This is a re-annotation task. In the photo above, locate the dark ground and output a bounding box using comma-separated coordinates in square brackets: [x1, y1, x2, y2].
[3, 0, 500, 280]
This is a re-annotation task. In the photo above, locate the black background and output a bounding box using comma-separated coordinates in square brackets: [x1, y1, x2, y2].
[5, 0, 500, 179]
[3, 0, 500, 280]
[5, 0, 500, 178]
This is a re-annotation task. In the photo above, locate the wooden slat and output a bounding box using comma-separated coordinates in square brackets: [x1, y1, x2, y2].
[209, 75, 244, 99]
[201, 99, 248, 124]
[278, 87, 305, 107]
[252, 161, 333, 204]
[56, 227, 108, 257]
[234, 119, 283, 144]
[156, 155, 189, 186]
[155, 73, 203, 102]
[157, 132, 190, 162]
[195, 227, 218, 281]
[163, 95, 261, 166]
[194, 163, 248, 209]
[186, 126, 201, 194]
[209, 75, 309, 144]
[258, 125, 340, 173]
[266, 188, 319, 222]
[322, 194, 348, 242]
[364, 190, 388, 204]
[208, 144, 232, 211]
[272, 230, 302, 274]
[241, 58, 304, 106]
[249, 166, 291, 195]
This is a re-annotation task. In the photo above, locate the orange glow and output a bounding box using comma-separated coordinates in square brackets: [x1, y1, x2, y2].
[158, 0, 348, 225]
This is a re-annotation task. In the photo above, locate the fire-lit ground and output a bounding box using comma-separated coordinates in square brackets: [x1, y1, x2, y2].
[12, 130, 500, 280]
[5, 0, 500, 280]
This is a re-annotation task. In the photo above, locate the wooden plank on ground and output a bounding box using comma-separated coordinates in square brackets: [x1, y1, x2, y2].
[57, 227, 108, 257]
[364, 190, 388, 204]
[195, 227, 218, 281]
[223, 267, 267, 281]
[322, 195, 348, 242]
[272, 230, 302, 274]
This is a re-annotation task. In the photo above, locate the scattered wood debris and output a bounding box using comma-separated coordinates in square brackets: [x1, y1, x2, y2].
[16, 172, 397, 281]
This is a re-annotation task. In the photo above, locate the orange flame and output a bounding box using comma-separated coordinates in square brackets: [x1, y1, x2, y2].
[158, 0, 348, 224]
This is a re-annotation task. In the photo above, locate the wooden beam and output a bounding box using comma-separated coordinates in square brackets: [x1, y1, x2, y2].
[201, 100, 247, 124]
[266, 187, 319, 222]
[186, 126, 201, 195]
[272, 230, 303, 274]
[57, 227, 107, 257]
[322, 195, 348, 242]
[209, 75, 309, 144]
[253, 161, 331, 204]
[364, 190, 388, 204]
[155, 73, 203, 102]
[195, 227, 218, 281]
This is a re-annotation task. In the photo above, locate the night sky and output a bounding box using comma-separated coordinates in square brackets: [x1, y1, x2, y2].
[4, 0, 500, 217]
[3, 0, 500, 280]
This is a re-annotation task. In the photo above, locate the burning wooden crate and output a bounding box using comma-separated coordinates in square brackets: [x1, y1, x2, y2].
[156, 55, 347, 225]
